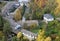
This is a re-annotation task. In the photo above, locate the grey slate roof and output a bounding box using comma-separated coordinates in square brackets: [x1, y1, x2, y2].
[44, 14, 53, 19]
[21, 29, 37, 37]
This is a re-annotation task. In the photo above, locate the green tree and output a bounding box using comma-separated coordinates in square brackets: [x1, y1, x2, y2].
[29, 2, 43, 20]
[22, 36, 29, 41]
[45, 20, 60, 41]
[42, 0, 57, 14]
[3, 21, 12, 34]
[1, 36, 6, 41]
[12, 36, 17, 41]
[21, 4, 26, 16]
[0, 15, 3, 27]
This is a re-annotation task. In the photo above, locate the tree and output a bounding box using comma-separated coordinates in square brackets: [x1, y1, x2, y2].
[1, 36, 6, 41]
[12, 36, 17, 41]
[3, 21, 12, 41]
[29, 2, 43, 20]
[42, 0, 57, 14]
[17, 32, 23, 39]
[17, 32, 30, 41]
[13, 8, 22, 21]
[36, 30, 45, 41]
[35, 0, 47, 8]
[55, 36, 60, 41]
[44, 37, 51, 41]
[0, 31, 4, 38]
[24, 13, 31, 20]
[21, 4, 26, 16]
[0, 15, 3, 27]
[23, 36, 29, 41]
[54, 0, 60, 16]
[32, 9, 43, 20]
[3, 21, 12, 34]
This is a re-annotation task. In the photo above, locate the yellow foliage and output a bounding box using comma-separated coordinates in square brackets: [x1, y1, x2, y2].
[54, 0, 60, 14]
[54, 6, 60, 15]
[36, 30, 52, 41]
[56, 36, 59, 39]
[14, 8, 22, 21]
[55, 36, 60, 41]
[39, 30, 45, 36]
[23, 36, 27, 40]
[35, 0, 47, 8]
[36, 30, 45, 41]
[56, 0, 60, 7]
[0, 31, 4, 38]
[44, 37, 51, 41]
[17, 32, 22, 38]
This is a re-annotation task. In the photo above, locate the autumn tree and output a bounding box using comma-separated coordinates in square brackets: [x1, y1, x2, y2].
[17, 32, 30, 41]
[42, 0, 57, 14]
[45, 20, 60, 41]
[17, 32, 23, 39]
[44, 37, 51, 41]
[29, 1, 43, 20]
[54, 0, 60, 17]
[0, 31, 4, 39]
[36, 28, 52, 41]
[13, 7, 22, 21]
[55, 36, 60, 41]
[35, 0, 47, 8]
[36, 29, 45, 41]
[22, 36, 29, 41]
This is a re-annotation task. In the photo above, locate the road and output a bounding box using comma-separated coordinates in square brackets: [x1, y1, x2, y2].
[3, 16, 21, 33]
[2, 2, 19, 16]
